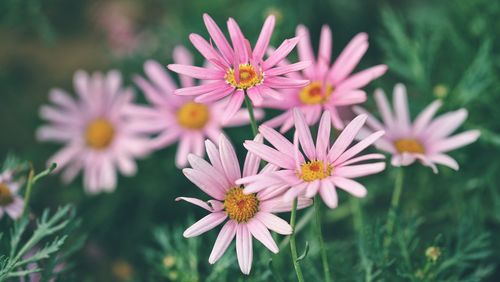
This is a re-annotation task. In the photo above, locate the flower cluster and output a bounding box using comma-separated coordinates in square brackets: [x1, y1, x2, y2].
[34, 13, 480, 276]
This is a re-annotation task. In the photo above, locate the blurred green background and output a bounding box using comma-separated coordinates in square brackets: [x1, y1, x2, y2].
[1, 0, 499, 281]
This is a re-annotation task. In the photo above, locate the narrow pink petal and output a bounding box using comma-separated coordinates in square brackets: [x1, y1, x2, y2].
[296, 25, 315, 78]
[133, 75, 165, 106]
[244, 141, 295, 169]
[246, 86, 263, 106]
[219, 134, 241, 182]
[374, 89, 395, 129]
[283, 182, 308, 202]
[264, 61, 312, 76]
[427, 154, 459, 171]
[259, 85, 285, 101]
[5, 197, 24, 219]
[329, 33, 369, 84]
[175, 197, 223, 212]
[338, 153, 385, 167]
[412, 100, 442, 135]
[391, 153, 416, 167]
[183, 212, 227, 237]
[352, 106, 384, 131]
[149, 130, 179, 150]
[242, 176, 285, 194]
[222, 91, 245, 123]
[173, 46, 195, 87]
[209, 221, 237, 264]
[327, 114, 367, 162]
[175, 136, 192, 168]
[73, 70, 89, 98]
[324, 104, 345, 130]
[248, 219, 279, 253]
[48, 88, 77, 111]
[194, 85, 234, 103]
[255, 212, 293, 235]
[331, 176, 367, 197]
[187, 154, 230, 189]
[335, 65, 387, 91]
[319, 180, 338, 208]
[332, 90, 367, 106]
[203, 14, 234, 64]
[263, 37, 301, 69]
[334, 130, 385, 166]
[243, 134, 263, 178]
[223, 107, 264, 127]
[144, 60, 177, 93]
[167, 64, 224, 80]
[430, 130, 480, 153]
[293, 109, 316, 160]
[189, 33, 228, 68]
[182, 168, 226, 200]
[424, 109, 468, 140]
[318, 25, 332, 67]
[253, 15, 276, 61]
[393, 84, 411, 134]
[174, 81, 228, 96]
[264, 76, 309, 89]
[236, 225, 253, 275]
[205, 139, 225, 173]
[48, 145, 81, 170]
[227, 18, 248, 63]
[334, 162, 385, 178]
[316, 111, 331, 159]
[258, 125, 303, 162]
[305, 180, 321, 198]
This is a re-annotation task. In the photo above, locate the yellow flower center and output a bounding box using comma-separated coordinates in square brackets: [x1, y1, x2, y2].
[0, 183, 14, 206]
[298, 160, 333, 182]
[223, 187, 259, 223]
[394, 138, 425, 154]
[176, 102, 210, 130]
[225, 64, 263, 90]
[299, 81, 333, 105]
[85, 118, 115, 149]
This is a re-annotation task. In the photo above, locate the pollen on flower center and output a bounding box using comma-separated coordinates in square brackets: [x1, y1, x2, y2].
[298, 160, 333, 182]
[223, 187, 259, 223]
[0, 183, 14, 206]
[299, 81, 333, 105]
[394, 138, 425, 154]
[85, 118, 115, 150]
[176, 102, 210, 130]
[225, 64, 263, 90]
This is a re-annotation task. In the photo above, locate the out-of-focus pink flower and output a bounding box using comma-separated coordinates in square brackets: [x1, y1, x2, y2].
[177, 134, 311, 274]
[263, 25, 387, 133]
[0, 170, 23, 220]
[353, 84, 480, 173]
[238, 109, 385, 208]
[167, 14, 310, 122]
[37, 71, 150, 194]
[133, 46, 263, 168]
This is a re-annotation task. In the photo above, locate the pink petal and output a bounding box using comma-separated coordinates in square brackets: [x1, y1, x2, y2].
[393, 84, 411, 134]
[167, 64, 224, 80]
[283, 182, 308, 202]
[244, 141, 295, 169]
[334, 162, 385, 178]
[255, 212, 292, 235]
[259, 85, 285, 101]
[204, 140, 226, 175]
[174, 81, 228, 96]
[133, 75, 166, 106]
[175, 136, 192, 168]
[263, 37, 301, 70]
[327, 114, 367, 162]
[319, 180, 338, 208]
[316, 111, 331, 159]
[189, 33, 228, 68]
[5, 197, 24, 219]
[182, 168, 226, 200]
[430, 130, 480, 153]
[331, 176, 367, 197]
[352, 106, 384, 131]
[332, 90, 367, 106]
[424, 109, 468, 141]
[183, 212, 227, 237]
[209, 221, 237, 264]
[144, 60, 177, 94]
[253, 15, 276, 61]
[333, 130, 385, 166]
[258, 125, 302, 162]
[427, 154, 459, 171]
[73, 70, 89, 99]
[203, 14, 234, 64]
[295, 25, 315, 78]
[176, 197, 223, 212]
[173, 46, 195, 87]
[305, 180, 321, 198]
[293, 109, 316, 160]
[236, 224, 253, 275]
[246, 86, 263, 106]
[338, 153, 385, 167]
[187, 154, 230, 189]
[318, 25, 332, 68]
[264, 61, 312, 76]
[218, 134, 241, 182]
[335, 65, 387, 91]
[227, 18, 248, 63]
[329, 33, 369, 84]
[222, 91, 245, 123]
[374, 89, 395, 130]
[412, 100, 442, 135]
[48, 88, 77, 111]
[243, 134, 263, 177]
[248, 219, 279, 253]
[195, 85, 234, 103]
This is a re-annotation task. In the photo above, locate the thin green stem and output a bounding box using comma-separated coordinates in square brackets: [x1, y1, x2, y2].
[314, 196, 332, 282]
[22, 163, 57, 216]
[243, 93, 258, 137]
[383, 167, 405, 253]
[350, 197, 363, 233]
[289, 198, 305, 282]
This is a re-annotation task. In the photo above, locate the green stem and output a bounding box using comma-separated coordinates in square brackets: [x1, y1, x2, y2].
[243, 93, 258, 137]
[289, 198, 305, 282]
[22, 163, 57, 216]
[383, 167, 405, 253]
[350, 197, 363, 233]
[314, 196, 332, 282]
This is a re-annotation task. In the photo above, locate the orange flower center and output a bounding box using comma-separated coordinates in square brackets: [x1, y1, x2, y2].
[0, 183, 14, 206]
[176, 102, 210, 130]
[299, 81, 333, 105]
[298, 160, 333, 182]
[85, 118, 115, 149]
[394, 138, 425, 154]
[223, 187, 259, 223]
[225, 64, 263, 90]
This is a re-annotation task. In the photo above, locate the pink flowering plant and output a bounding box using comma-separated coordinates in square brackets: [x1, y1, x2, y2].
[1, 3, 497, 281]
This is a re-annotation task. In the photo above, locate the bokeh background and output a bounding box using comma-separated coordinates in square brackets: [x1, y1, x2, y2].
[1, 0, 499, 281]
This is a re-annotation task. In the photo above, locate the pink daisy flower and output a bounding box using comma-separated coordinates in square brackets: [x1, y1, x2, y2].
[237, 109, 386, 208]
[37, 70, 150, 194]
[177, 134, 311, 274]
[0, 170, 24, 220]
[353, 84, 481, 173]
[133, 46, 263, 168]
[263, 25, 387, 133]
[167, 14, 310, 122]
